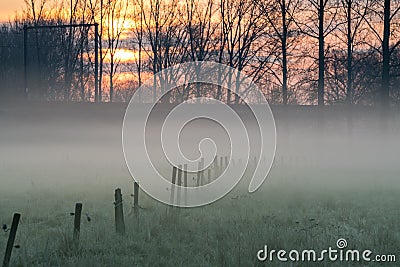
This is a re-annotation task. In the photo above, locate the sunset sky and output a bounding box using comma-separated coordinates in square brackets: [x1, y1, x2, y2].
[0, 0, 24, 22]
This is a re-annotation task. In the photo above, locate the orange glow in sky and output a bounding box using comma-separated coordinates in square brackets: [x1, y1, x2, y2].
[0, 0, 24, 22]
[103, 49, 139, 64]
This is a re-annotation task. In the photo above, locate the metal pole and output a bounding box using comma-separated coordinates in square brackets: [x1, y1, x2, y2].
[94, 23, 99, 103]
[23, 25, 28, 100]
[26, 23, 97, 30]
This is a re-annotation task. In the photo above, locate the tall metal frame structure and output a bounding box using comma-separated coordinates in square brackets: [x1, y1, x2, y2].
[23, 23, 100, 102]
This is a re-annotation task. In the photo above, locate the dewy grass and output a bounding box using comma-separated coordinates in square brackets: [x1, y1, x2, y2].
[0, 164, 399, 266]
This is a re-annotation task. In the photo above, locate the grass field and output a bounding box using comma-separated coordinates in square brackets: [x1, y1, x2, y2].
[1, 161, 399, 266]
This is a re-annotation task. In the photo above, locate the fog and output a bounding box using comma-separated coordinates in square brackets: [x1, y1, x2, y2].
[1, 102, 399, 196]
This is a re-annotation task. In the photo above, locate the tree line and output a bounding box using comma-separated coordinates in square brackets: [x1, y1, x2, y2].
[0, 0, 399, 106]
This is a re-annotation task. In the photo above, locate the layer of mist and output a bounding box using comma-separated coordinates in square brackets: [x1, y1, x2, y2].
[1, 102, 399, 195]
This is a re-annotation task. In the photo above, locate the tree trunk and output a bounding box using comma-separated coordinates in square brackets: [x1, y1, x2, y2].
[382, 0, 390, 107]
[317, 0, 325, 106]
[110, 56, 114, 102]
[282, 0, 288, 105]
[99, 0, 104, 103]
[80, 44, 84, 101]
[346, 0, 353, 105]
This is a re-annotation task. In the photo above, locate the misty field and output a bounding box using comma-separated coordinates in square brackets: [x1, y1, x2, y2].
[1, 103, 400, 266]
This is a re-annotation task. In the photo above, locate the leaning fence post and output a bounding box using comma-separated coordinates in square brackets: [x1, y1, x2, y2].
[73, 203, 82, 246]
[2, 213, 20, 267]
[114, 189, 125, 235]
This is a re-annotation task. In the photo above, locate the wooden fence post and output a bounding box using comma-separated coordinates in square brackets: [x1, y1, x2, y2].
[200, 158, 205, 186]
[114, 189, 125, 235]
[170, 166, 177, 206]
[208, 168, 212, 184]
[133, 182, 139, 226]
[73, 203, 82, 246]
[184, 164, 188, 206]
[2, 213, 20, 267]
[196, 161, 201, 187]
[213, 156, 218, 175]
[177, 165, 182, 207]
[224, 156, 228, 168]
[219, 156, 223, 174]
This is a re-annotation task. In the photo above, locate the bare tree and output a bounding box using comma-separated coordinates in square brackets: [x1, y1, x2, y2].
[130, 0, 145, 102]
[219, 0, 268, 104]
[324, 0, 371, 104]
[257, 0, 301, 105]
[105, 0, 129, 102]
[87, 0, 107, 102]
[339, 0, 369, 104]
[185, 0, 217, 100]
[24, 0, 47, 96]
[139, 0, 179, 101]
[63, 0, 81, 101]
[294, 0, 341, 105]
[23, 0, 89, 101]
[361, 0, 400, 106]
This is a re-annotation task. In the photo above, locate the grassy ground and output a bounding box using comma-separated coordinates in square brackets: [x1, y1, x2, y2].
[1, 162, 399, 267]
